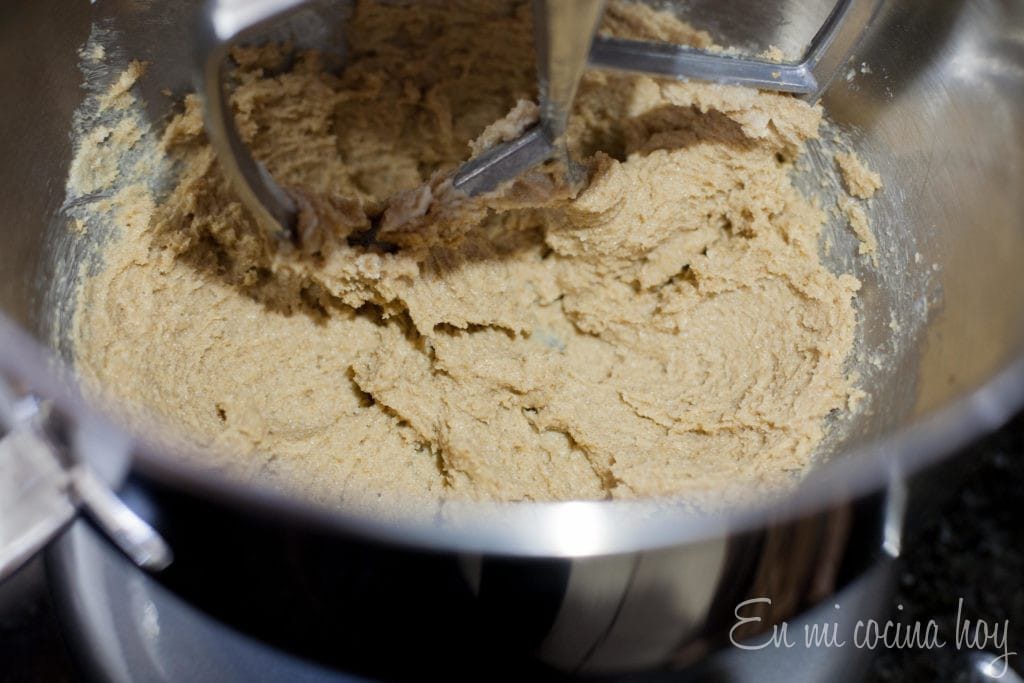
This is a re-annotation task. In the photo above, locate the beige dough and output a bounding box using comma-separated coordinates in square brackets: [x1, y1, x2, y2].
[836, 151, 882, 199]
[839, 196, 878, 258]
[71, 1, 862, 509]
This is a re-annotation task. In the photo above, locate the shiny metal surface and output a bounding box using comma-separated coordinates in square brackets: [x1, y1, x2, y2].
[1, 0, 1024, 676]
[194, 0, 304, 240]
[970, 652, 1024, 683]
[72, 466, 173, 572]
[589, 35, 818, 93]
[534, 0, 606, 139]
[454, 0, 606, 196]
[451, 125, 556, 196]
[49, 517, 894, 681]
[0, 371, 170, 581]
[589, 0, 882, 98]
[0, 401, 76, 583]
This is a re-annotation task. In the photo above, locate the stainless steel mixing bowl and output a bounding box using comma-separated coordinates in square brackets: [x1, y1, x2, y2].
[1, 0, 1023, 678]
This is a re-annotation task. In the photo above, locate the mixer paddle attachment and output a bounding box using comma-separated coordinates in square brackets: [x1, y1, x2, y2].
[194, 0, 881, 239]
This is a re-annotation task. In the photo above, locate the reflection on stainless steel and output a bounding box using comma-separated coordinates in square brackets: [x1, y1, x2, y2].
[51, 519, 896, 681]
[969, 652, 1023, 683]
[589, 0, 883, 98]
[451, 125, 555, 196]
[536, 501, 613, 556]
[881, 463, 906, 558]
[193, 0, 305, 241]
[589, 36, 818, 92]
[0, 370, 170, 580]
[1, 0, 1024, 677]
[72, 466, 173, 572]
[454, 0, 606, 196]
[0, 412, 76, 582]
[532, 0, 605, 140]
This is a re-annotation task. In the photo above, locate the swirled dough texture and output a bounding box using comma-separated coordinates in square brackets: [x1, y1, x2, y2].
[72, 1, 860, 507]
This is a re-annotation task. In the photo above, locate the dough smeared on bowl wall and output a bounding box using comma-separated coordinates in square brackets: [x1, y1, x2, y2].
[71, 0, 864, 508]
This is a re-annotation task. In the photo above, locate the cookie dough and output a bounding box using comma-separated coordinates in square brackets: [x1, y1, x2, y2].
[836, 151, 882, 199]
[839, 196, 878, 257]
[71, 0, 861, 508]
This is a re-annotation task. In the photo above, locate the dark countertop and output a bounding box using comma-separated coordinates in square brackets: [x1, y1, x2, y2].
[871, 411, 1024, 682]
[2, 412, 1023, 682]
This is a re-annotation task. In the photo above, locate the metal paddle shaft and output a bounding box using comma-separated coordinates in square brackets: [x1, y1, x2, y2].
[452, 0, 605, 196]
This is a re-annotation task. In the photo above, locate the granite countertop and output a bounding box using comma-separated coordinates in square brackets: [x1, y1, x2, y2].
[1, 411, 1022, 682]
[871, 411, 1024, 682]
